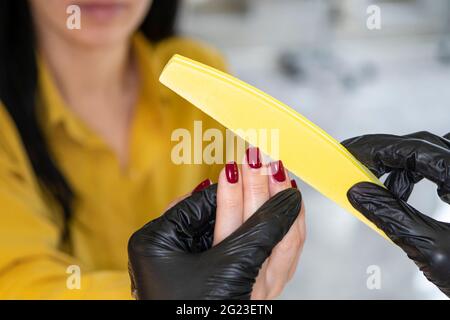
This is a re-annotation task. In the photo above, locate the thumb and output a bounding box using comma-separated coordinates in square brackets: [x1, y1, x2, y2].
[347, 182, 440, 246]
[385, 169, 422, 201]
[129, 184, 218, 256]
[214, 188, 302, 275]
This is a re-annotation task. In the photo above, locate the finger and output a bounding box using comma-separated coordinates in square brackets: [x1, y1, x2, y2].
[164, 179, 213, 211]
[214, 164, 243, 245]
[376, 132, 449, 201]
[252, 165, 291, 300]
[214, 188, 302, 282]
[404, 131, 450, 150]
[165, 194, 191, 211]
[192, 179, 212, 193]
[347, 182, 443, 247]
[251, 162, 292, 299]
[401, 132, 450, 203]
[265, 215, 303, 298]
[341, 135, 390, 177]
[129, 184, 218, 255]
[242, 147, 270, 221]
[162, 183, 218, 232]
[241, 147, 271, 298]
[266, 177, 305, 299]
[264, 167, 295, 291]
[342, 132, 450, 175]
[288, 202, 306, 281]
[268, 166, 291, 195]
[343, 134, 450, 203]
[385, 170, 418, 201]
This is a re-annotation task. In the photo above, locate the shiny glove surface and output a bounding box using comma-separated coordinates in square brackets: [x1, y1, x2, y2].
[128, 184, 302, 300]
[343, 131, 450, 297]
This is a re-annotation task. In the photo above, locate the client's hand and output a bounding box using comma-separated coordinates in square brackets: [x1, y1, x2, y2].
[214, 147, 306, 299]
[127, 148, 304, 300]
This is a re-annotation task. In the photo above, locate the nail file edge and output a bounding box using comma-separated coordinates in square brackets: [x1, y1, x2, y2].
[160, 54, 389, 241]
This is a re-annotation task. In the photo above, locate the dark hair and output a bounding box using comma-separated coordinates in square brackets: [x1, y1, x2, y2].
[0, 0, 179, 238]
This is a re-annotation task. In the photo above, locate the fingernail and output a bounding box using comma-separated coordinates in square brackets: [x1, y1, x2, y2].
[193, 179, 212, 193]
[246, 147, 262, 169]
[270, 160, 286, 182]
[291, 179, 298, 189]
[225, 161, 239, 184]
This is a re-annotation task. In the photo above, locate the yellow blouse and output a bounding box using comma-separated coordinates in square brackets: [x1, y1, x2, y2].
[0, 34, 227, 299]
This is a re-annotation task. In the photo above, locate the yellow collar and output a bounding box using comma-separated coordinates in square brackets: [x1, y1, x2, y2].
[36, 33, 160, 149]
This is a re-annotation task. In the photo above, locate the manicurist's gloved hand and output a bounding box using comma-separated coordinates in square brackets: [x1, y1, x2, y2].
[128, 183, 301, 300]
[343, 131, 450, 297]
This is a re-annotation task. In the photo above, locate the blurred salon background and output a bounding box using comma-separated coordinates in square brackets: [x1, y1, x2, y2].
[178, 0, 450, 299]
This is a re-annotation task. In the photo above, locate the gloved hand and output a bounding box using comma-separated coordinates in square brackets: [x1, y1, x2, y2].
[128, 184, 302, 300]
[343, 131, 450, 297]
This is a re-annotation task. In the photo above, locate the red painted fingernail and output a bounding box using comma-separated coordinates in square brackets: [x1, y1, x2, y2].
[270, 160, 286, 182]
[246, 147, 262, 169]
[193, 179, 212, 193]
[291, 179, 298, 189]
[225, 162, 239, 184]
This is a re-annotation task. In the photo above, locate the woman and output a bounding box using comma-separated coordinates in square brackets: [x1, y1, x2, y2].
[0, 0, 305, 299]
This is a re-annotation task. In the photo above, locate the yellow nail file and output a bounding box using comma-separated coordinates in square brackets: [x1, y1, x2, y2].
[160, 54, 388, 240]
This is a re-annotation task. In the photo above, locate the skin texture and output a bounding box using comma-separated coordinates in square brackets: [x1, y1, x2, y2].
[344, 131, 450, 297]
[28, 0, 152, 166]
[215, 156, 306, 299]
[161, 156, 306, 300]
[29, 0, 152, 48]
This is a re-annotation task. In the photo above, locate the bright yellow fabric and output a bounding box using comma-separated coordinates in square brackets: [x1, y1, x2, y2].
[0, 34, 227, 299]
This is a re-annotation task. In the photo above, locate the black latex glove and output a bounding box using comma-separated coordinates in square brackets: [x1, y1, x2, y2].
[343, 131, 450, 297]
[128, 184, 302, 300]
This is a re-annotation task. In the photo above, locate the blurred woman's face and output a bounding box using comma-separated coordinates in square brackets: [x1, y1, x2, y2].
[29, 0, 153, 47]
